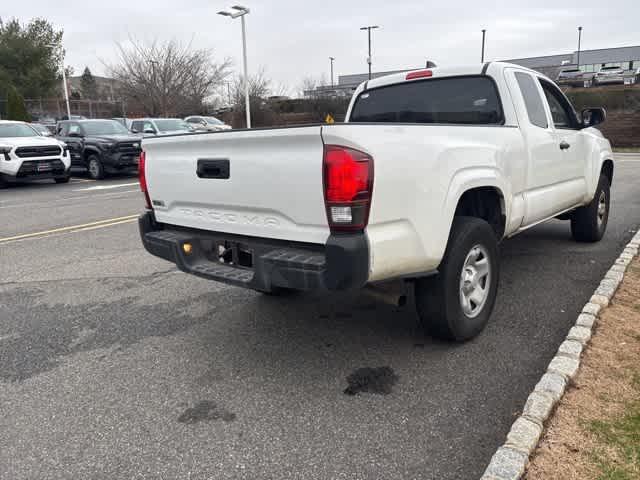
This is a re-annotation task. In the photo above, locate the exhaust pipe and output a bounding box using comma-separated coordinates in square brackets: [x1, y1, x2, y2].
[363, 284, 407, 307]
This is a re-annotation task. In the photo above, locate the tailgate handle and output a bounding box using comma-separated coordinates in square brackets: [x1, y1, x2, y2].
[197, 159, 230, 179]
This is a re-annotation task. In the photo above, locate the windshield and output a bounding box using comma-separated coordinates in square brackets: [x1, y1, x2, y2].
[32, 124, 50, 134]
[154, 119, 191, 132]
[205, 117, 224, 125]
[81, 120, 129, 135]
[0, 123, 39, 138]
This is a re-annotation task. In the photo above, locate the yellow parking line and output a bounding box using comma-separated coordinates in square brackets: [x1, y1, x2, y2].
[71, 218, 138, 233]
[0, 214, 139, 243]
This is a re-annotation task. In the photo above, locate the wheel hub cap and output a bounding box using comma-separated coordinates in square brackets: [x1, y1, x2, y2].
[459, 245, 491, 318]
[597, 191, 607, 227]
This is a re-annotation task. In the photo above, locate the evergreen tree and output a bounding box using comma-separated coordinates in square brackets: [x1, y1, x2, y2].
[80, 66, 98, 99]
[6, 85, 30, 121]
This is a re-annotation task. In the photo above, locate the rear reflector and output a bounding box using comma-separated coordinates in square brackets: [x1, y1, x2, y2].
[406, 69, 433, 80]
[323, 145, 373, 232]
[139, 150, 152, 210]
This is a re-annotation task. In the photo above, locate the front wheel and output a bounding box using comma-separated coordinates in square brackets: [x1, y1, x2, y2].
[87, 154, 105, 180]
[55, 174, 70, 184]
[415, 216, 499, 342]
[570, 175, 610, 243]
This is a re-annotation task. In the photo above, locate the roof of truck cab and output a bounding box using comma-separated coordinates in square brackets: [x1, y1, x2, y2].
[363, 62, 544, 90]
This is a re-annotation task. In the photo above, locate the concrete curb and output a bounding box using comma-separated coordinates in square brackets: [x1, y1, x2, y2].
[480, 230, 640, 480]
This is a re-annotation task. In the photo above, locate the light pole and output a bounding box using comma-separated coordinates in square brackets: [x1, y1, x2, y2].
[218, 5, 251, 128]
[47, 43, 71, 120]
[577, 26, 583, 68]
[360, 25, 379, 80]
[481, 29, 486, 63]
[329, 56, 335, 88]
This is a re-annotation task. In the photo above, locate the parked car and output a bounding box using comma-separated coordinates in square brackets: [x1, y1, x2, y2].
[139, 62, 613, 342]
[112, 118, 133, 130]
[30, 123, 55, 137]
[184, 115, 231, 131]
[593, 66, 625, 86]
[55, 119, 142, 180]
[556, 68, 587, 87]
[131, 118, 194, 137]
[0, 120, 70, 188]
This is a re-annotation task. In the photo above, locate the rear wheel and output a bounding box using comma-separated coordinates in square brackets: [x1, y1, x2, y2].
[87, 154, 105, 180]
[415, 216, 499, 342]
[570, 174, 610, 242]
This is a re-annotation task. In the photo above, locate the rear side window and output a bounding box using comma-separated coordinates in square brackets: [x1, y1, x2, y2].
[515, 72, 548, 129]
[349, 76, 503, 125]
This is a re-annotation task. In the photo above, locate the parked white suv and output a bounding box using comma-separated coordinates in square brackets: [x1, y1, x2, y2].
[139, 62, 613, 341]
[0, 120, 70, 188]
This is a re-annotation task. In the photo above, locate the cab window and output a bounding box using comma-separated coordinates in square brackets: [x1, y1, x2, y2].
[68, 123, 82, 135]
[514, 72, 548, 129]
[539, 79, 579, 129]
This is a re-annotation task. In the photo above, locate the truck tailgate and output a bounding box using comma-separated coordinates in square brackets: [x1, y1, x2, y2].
[143, 126, 330, 244]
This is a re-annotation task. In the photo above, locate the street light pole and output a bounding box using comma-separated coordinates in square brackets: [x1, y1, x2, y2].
[481, 29, 486, 63]
[61, 59, 71, 119]
[218, 5, 251, 128]
[329, 57, 335, 88]
[360, 25, 379, 80]
[577, 26, 583, 68]
[48, 43, 71, 119]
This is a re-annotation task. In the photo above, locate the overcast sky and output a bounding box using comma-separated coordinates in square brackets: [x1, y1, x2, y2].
[4, 0, 639, 95]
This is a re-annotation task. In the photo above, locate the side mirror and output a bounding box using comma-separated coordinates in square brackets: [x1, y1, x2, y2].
[144, 128, 156, 134]
[68, 132, 82, 138]
[582, 108, 606, 128]
[131, 128, 139, 134]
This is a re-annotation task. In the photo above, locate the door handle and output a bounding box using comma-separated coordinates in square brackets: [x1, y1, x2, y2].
[559, 141, 571, 150]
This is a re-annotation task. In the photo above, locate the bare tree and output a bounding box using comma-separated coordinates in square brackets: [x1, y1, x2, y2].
[299, 74, 327, 98]
[107, 37, 231, 117]
[229, 68, 276, 127]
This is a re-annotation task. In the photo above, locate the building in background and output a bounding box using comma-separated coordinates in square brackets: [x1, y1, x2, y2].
[505, 45, 640, 79]
[307, 45, 640, 98]
[304, 68, 417, 98]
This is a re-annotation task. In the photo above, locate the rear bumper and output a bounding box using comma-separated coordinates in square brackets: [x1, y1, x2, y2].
[139, 211, 369, 292]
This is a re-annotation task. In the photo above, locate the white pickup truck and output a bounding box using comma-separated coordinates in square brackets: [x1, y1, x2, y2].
[139, 62, 613, 341]
[0, 120, 71, 187]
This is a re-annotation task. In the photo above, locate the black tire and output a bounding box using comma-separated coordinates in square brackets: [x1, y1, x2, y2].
[54, 175, 70, 184]
[570, 175, 610, 243]
[87, 154, 105, 180]
[415, 216, 499, 342]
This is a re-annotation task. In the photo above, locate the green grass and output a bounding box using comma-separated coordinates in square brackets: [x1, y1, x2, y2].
[589, 374, 640, 480]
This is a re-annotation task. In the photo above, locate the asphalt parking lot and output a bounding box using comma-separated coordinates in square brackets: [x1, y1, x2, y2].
[1, 157, 640, 480]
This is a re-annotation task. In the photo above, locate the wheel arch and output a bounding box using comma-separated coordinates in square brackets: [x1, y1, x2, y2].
[83, 146, 102, 163]
[601, 158, 614, 185]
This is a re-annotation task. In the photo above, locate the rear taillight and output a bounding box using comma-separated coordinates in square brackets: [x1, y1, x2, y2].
[323, 145, 373, 232]
[139, 150, 152, 209]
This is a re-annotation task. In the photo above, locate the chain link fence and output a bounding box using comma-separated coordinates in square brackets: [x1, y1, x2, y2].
[0, 98, 127, 122]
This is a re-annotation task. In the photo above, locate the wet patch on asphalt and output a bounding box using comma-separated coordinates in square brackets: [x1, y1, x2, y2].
[177, 400, 237, 424]
[343, 366, 399, 395]
[0, 287, 216, 382]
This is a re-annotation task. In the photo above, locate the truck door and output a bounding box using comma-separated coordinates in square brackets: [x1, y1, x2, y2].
[507, 70, 584, 226]
[537, 78, 587, 205]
